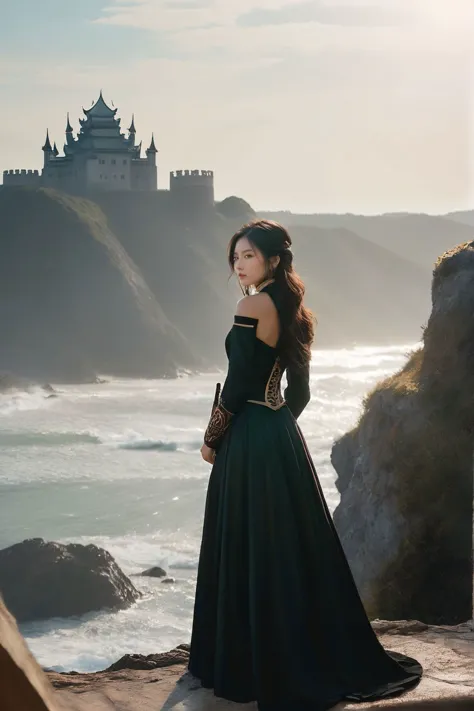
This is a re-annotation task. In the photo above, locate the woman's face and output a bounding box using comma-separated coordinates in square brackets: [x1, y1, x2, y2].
[232, 236, 268, 289]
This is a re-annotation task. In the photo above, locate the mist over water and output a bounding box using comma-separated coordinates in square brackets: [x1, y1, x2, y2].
[0, 343, 417, 672]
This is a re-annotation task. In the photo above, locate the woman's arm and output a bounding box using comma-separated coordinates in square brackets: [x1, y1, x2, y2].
[203, 298, 260, 449]
[284, 363, 311, 419]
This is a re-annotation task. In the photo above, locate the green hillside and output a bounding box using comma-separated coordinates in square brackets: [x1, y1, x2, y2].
[0, 187, 195, 382]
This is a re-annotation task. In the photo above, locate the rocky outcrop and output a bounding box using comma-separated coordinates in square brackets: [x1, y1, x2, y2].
[0, 595, 60, 711]
[138, 566, 167, 578]
[0, 538, 140, 623]
[0, 187, 195, 382]
[104, 645, 190, 672]
[332, 241, 474, 625]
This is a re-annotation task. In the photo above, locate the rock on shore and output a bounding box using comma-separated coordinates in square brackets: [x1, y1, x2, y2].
[0, 538, 140, 623]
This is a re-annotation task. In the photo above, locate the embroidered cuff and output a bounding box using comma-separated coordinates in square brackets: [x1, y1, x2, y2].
[204, 401, 233, 449]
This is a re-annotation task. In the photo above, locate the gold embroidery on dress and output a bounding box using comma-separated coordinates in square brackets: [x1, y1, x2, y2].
[248, 358, 286, 411]
[266, 358, 284, 408]
[254, 278, 275, 293]
[204, 402, 233, 448]
[234, 323, 255, 328]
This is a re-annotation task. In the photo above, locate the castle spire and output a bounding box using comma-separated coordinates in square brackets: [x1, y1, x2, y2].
[66, 113, 73, 133]
[53, 142, 59, 157]
[42, 129, 53, 168]
[42, 129, 52, 153]
[146, 133, 157, 154]
[128, 114, 136, 134]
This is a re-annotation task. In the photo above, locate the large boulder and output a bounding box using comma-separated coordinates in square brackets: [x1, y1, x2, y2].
[0, 595, 61, 711]
[332, 241, 474, 625]
[0, 538, 140, 623]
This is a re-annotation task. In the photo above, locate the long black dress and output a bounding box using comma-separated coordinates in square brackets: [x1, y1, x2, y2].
[188, 280, 422, 711]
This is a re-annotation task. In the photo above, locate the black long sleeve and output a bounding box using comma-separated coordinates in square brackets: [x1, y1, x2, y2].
[204, 315, 257, 449]
[284, 363, 311, 419]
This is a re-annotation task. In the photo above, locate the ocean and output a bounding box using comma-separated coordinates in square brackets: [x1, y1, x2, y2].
[0, 343, 415, 673]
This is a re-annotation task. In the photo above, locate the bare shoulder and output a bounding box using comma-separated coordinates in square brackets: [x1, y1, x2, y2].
[236, 293, 276, 320]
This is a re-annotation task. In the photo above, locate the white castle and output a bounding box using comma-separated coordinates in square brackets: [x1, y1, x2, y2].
[2, 91, 215, 204]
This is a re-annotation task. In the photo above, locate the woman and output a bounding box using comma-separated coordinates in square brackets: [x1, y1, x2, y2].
[188, 220, 422, 710]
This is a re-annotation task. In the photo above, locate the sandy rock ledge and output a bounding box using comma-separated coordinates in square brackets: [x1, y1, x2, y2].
[47, 621, 474, 710]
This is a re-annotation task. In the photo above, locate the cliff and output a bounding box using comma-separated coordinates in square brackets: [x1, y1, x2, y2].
[97, 195, 440, 351]
[331, 240, 474, 625]
[2, 186, 472, 382]
[93, 191, 242, 365]
[0, 187, 195, 382]
[90, 197, 437, 351]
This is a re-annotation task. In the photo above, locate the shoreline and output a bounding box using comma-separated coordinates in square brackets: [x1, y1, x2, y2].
[0, 340, 421, 391]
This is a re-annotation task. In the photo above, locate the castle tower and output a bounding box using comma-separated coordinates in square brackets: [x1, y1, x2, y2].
[53, 142, 59, 157]
[170, 169, 215, 210]
[65, 113, 74, 144]
[42, 130, 54, 168]
[128, 115, 136, 148]
[145, 134, 158, 190]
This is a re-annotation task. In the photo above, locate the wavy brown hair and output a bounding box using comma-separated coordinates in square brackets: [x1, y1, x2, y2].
[228, 219, 315, 371]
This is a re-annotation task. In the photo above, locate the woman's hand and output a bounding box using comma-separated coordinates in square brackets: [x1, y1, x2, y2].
[201, 443, 216, 465]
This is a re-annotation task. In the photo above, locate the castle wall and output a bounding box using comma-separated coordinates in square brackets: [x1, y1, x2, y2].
[131, 160, 156, 191]
[2, 162, 212, 207]
[42, 161, 80, 192]
[170, 170, 214, 209]
[2, 170, 41, 188]
[85, 154, 132, 191]
[147, 161, 158, 191]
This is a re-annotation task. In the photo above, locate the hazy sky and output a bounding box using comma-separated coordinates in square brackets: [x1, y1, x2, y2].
[1, 0, 473, 213]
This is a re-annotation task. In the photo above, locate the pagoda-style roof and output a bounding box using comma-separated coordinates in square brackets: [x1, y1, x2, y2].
[83, 90, 117, 118]
[42, 93, 154, 161]
[75, 92, 134, 154]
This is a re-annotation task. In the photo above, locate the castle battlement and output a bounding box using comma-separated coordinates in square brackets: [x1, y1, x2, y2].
[170, 169, 213, 179]
[4, 169, 40, 175]
[3, 169, 41, 187]
[169, 169, 214, 207]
